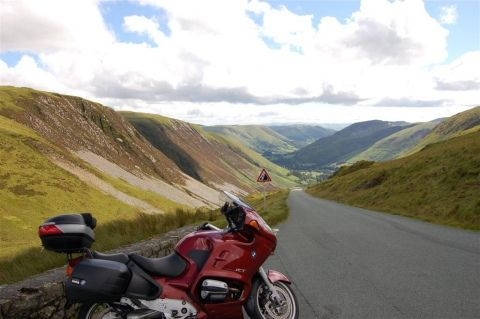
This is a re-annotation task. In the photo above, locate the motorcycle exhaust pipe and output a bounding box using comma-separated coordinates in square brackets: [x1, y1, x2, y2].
[126, 309, 165, 319]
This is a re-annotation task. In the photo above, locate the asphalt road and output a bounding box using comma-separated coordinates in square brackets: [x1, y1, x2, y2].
[263, 190, 480, 319]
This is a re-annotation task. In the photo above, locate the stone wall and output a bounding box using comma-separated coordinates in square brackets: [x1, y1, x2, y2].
[0, 226, 196, 319]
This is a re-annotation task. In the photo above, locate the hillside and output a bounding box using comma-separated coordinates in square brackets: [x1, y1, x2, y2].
[0, 86, 210, 258]
[0, 113, 144, 257]
[349, 118, 444, 162]
[277, 120, 412, 170]
[268, 125, 335, 148]
[204, 125, 297, 155]
[403, 106, 480, 156]
[121, 112, 298, 191]
[0, 86, 296, 259]
[307, 130, 480, 230]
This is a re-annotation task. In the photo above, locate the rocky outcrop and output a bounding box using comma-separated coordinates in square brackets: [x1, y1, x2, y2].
[0, 226, 195, 319]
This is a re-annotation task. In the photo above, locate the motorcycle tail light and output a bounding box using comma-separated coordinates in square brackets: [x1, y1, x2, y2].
[248, 220, 260, 231]
[38, 224, 62, 236]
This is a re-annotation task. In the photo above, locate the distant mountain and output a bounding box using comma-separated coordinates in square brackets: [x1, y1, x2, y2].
[307, 129, 480, 230]
[268, 125, 335, 148]
[204, 125, 297, 155]
[277, 120, 412, 170]
[349, 118, 445, 162]
[204, 124, 335, 156]
[403, 106, 480, 156]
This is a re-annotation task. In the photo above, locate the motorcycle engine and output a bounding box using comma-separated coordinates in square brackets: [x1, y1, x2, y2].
[200, 279, 242, 303]
[122, 298, 197, 319]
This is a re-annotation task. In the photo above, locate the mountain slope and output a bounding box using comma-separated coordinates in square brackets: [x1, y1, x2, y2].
[403, 106, 480, 156]
[307, 130, 480, 230]
[0, 86, 299, 259]
[204, 125, 297, 155]
[277, 120, 412, 170]
[0, 114, 144, 257]
[0, 86, 218, 207]
[0, 86, 226, 258]
[121, 112, 299, 191]
[268, 125, 335, 148]
[349, 118, 444, 162]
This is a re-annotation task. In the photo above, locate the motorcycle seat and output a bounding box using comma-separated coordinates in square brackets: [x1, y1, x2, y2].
[129, 252, 187, 277]
[92, 251, 130, 264]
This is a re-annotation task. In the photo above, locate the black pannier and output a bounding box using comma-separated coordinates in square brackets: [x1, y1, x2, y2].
[66, 259, 132, 303]
[39, 213, 96, 253]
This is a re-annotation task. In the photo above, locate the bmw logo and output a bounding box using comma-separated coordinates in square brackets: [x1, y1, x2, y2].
[251, 250, 257, 258]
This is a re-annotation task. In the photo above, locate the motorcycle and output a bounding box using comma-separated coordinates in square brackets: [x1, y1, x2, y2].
[38, 191, 299, 319]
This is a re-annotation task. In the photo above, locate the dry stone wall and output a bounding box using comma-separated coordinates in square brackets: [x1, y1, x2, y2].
[0, 226, 195, 319]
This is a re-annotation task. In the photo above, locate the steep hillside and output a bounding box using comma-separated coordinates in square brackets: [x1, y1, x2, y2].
[349, 118, 444, 162]
[0, 86, 218, 258]
[404, 106, 480, 155]
[121, 112, 299, 191]
[204, 125, 297, 155]
[0, 87, 217, 208]
[307, 131, 480, 230]
[0, 114, 145, 258]
[277, 120, 412, 170]
[268, 125, 335, 147]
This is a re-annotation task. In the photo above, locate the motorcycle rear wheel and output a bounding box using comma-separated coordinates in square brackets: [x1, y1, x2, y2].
[248, 279, 299, 319]
[77, 303, 121, 319]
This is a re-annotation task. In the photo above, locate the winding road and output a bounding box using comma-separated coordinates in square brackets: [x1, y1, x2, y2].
[264, 190, 480, 319]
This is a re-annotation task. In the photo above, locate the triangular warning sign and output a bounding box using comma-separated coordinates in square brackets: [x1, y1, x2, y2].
[257, 168, 272, 183]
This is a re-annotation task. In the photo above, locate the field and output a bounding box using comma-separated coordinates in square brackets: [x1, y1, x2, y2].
[307, 131, 480, 230]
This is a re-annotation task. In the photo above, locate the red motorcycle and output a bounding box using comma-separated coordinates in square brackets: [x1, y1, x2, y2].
[39, 191, 299, 319]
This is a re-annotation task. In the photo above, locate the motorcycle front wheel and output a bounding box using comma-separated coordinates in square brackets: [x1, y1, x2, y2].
[247, 279, 299, 319]
[77, 303, 121, 319]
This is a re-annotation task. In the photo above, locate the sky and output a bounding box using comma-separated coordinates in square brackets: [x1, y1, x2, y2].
[0, 0, 479, 125]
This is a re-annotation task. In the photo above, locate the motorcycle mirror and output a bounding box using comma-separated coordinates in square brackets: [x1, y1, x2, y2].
[221, 202, 229, 214]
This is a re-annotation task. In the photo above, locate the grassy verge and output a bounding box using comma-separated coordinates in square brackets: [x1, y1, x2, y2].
[0, 190, 290, 285]
[307, 131, 480, 230]
[245, 189, 290, 226]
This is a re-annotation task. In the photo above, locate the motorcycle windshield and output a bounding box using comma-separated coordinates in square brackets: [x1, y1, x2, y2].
[219, 191, 253, 210]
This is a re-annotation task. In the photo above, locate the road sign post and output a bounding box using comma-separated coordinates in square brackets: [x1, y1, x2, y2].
[257, 168, 272, 212]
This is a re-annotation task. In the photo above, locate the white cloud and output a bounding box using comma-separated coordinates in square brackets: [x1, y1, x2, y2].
[0, 0, 478, 125]
[0, 0, 113, 52]
[439, 5, 458, 25]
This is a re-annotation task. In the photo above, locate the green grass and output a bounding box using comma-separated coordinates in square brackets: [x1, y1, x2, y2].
[98, 172, 188, 212]
[245, 189, 291, 226]
[307, 131, 480, 230]
[349, 120, 442, 162]
[120, 111, 175, 127]
[403, 106, 480, 156]
[0, 190, 290, 284]
[204, 125, 298, 155]
[0, 86, 59, 113]
[211, 133, 299, 188]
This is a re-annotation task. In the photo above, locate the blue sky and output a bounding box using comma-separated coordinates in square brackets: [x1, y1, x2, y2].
[1, 0, 479, 125]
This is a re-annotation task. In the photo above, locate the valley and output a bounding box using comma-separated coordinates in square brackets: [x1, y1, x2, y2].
[1, 85, 479, 283]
